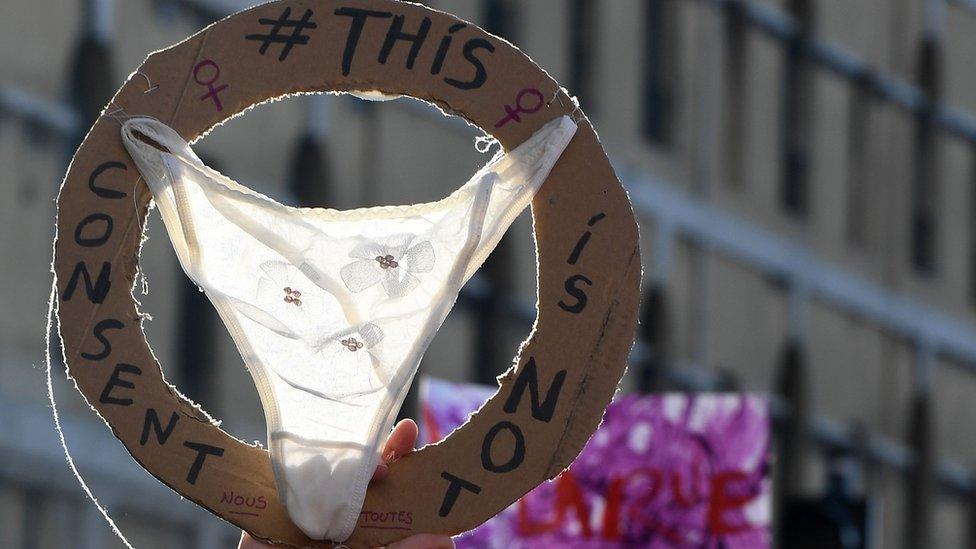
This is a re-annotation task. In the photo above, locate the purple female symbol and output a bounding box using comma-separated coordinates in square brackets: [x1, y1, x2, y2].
[194, 59, 228, 111]
[494, 88, 544, 128]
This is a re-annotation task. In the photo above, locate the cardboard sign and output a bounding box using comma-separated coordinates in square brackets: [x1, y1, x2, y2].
[52, 1, 640, 546]
[421, 378, 771, 548]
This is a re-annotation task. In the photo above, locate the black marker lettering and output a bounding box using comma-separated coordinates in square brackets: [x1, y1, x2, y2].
[141, 408, 179, 445]
[334, 7, 393, 76]
[183, 441, 225, 485]
[378, 15, 431, 69]
[481, 421, 525, 473]
[444, 38, 494, 90]
[88, 161, 128, 199]
[431, 23, 466, 75]
[503, 357, 566, 422]
[62, 261, 111, 303]
[81, 318, 124, 360]
[558, 274, 592, 314]
[244, 7, 317, 62]
[99, 363, 142, 406]
[73, 213, 114, 247]
[567, 231, 591, 265]
[438, 472, 481, 517]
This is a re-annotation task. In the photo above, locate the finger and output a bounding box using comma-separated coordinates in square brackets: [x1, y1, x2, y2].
[371, 419, 419, 482]
[386, 534, 455, 549]
[384, 418, 419, 459]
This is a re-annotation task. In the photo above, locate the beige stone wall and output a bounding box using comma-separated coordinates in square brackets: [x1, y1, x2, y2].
[2, 0, 976, 547]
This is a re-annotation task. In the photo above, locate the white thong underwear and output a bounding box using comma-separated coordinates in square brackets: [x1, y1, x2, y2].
[121, 114, 577, 541]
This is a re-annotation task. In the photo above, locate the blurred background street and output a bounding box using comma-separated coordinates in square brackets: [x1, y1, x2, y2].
[3, 0, 976, 547]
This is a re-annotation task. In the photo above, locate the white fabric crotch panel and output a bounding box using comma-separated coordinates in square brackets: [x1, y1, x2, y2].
[120, 115, 577, 541]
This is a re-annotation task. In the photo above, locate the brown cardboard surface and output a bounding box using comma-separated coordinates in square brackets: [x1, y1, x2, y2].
[52, 1, 641, 546]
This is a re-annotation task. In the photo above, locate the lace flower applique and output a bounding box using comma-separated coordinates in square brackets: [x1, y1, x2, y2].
[249, 260, 328, 342]
[340, 234, 435, 298]
[320, 322, 384, 357]
[295, 322, 390, 399]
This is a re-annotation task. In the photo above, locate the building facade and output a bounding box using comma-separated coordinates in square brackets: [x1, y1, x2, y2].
[1, 0, 976, 547]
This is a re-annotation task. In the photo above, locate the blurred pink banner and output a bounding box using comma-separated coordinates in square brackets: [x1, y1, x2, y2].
[420, 378, 771, 548]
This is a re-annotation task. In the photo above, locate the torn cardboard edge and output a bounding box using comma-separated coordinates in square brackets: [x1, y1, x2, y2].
[51, 0, 641, 547]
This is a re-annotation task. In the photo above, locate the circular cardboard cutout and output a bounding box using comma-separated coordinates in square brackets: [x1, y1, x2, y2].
[53, 1, 640, 546]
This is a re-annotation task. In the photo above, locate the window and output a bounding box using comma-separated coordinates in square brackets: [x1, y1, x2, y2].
[773, 338, 809, 499]
[70, 0, 115, 132]
[177, 277, 219, 404]
[642, 0, 679, 145]
[911, 37, 941, 274]
[474, 236, 514, 385]
[780, 0, 814, 216]
[482, 0, 517, 42]
[970, 151, 976, 304]
[845, 77, 872, 245]
[568, 0, 597, 111]
[288, 132, 332, 207]
[721, 0, 747, 186]
[638, 285, 670, 392]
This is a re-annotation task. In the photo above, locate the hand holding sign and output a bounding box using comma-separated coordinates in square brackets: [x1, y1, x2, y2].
[239, 420, 455, 549]
[54, 1, 639, 546]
